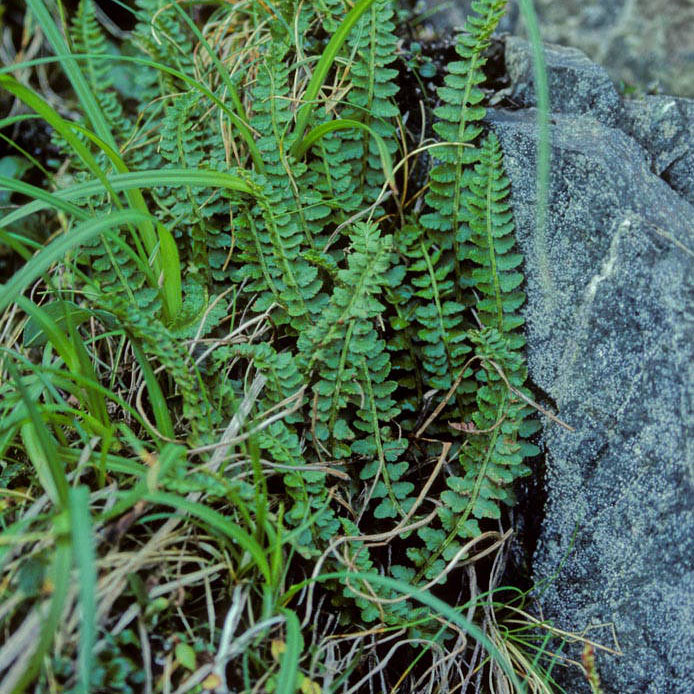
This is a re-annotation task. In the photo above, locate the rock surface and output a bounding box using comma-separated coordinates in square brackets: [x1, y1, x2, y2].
[622, 96, 694, 206]
[516, 0, 694, 98]
[416, 0, 694, 97]
[485, 41, 694, 694]
[504, 35, 624, 127]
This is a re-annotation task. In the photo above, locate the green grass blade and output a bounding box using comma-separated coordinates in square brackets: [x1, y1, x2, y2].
[129, 341, 175, 439]
[68, 486, 97, 694]
[156, 222, 183, 324]
[15, 297, 108, 427]
[290, 0, 378, 154]
[0, 76, 115, 199]
[0, 174, 89, 221]
[294, 118, 395, 190]
[286, 571, 527, 693]
[6, 358, 69, 508]
[169, 1, 248, 124]
[145, 491, 272, 583]
[69, 122, 157, 261]
[0, 209, 152, 315]
[23, 300, 91, 349]
[15, 297, 76, 368]
[0, 51, 265, 171]
[516, 0, 552, 294]
[0, 169, 257, 231]
[8, 534, 72, 694]
[19, 422, 60, 505]
[277, 608, 303, 694]
[14, 297, 109, 428]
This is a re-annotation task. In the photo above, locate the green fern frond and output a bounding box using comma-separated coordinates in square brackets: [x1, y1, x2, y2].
[421, 0, 507, 262]
[464, 131, 525, 343]
[70, 0, 129, 137]
[155, 92, 230, 274]
[341, 0, 400, 205]
[298, 222, 401, 460]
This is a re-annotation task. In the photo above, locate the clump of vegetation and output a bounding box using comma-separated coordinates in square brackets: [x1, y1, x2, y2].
[0, 0, 574, 691]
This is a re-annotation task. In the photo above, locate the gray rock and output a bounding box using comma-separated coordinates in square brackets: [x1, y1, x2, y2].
[485, 105, 694, 693]
[504, 35, 624, 127]
[515, 0, 694, 98]
[415, 0, 694, 97]
[622, 96, 694, 205]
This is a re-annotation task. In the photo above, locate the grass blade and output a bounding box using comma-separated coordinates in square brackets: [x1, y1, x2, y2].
[286, 571, 527, 693]
[129, 341, 175, 440]
[277, 608, 302, 694]
[156, 222, 183, 324]
[145, 491, 272, 583]
[6, 358, 69, 508]
[7, 536, 72, 694]
[516, 0, 552, 295]
[0, 209, 152, 315]
[0, 169, 257, 232]
[68, 486, 97, 694]
[290, 0, 378, 154]
[294, 118, 396, 191]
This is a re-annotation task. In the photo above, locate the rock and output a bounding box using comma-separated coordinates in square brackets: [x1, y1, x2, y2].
[514, 0, 694, 98]
[486, 85, 694, 694]
[415, 0, 694, 97]
[501, 37, 694, 205]
[504, 35, 624, 127]
[622, 96, 694, 206]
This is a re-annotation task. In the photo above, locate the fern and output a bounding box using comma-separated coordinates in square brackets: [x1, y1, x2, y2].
[70, 0, 130, 137]
[156, 92, 230, 276]
[465, 132, 526, 343]
[10, 0, 553, 684]
[297, 222, 401, 457]
[344, 0, 400, 202]
[410, 132, 540, 582]
[229, 42, 326, 327]
[421, 0, 507, 278]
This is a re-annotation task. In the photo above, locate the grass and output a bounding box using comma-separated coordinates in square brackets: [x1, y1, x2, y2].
[0, 0, 609, 692]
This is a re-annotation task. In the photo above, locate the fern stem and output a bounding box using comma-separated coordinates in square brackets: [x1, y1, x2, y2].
[327, 320, 355, 448]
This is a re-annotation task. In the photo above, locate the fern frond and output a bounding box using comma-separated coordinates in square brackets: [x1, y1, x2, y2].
[70, 0, 129, 137]
[421, 0, 507, 265]
[156, 92, 230, 275]
[298, 222, 402, 461]
[340, 0, 400, 205]
[464, 131, 525, 344]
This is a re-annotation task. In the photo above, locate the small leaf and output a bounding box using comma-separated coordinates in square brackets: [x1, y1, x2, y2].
[175, 642, 196, 671]
[202, 673, 222, 690]
[271, 639, 286, 662]
[300, 675, 322, 694]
